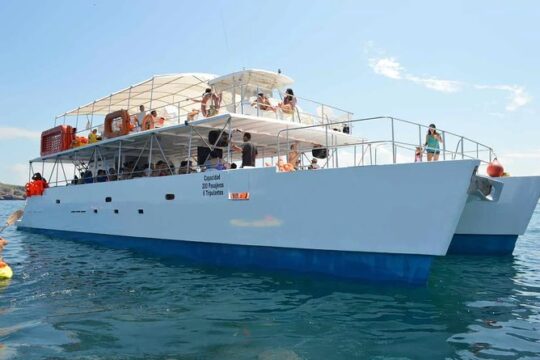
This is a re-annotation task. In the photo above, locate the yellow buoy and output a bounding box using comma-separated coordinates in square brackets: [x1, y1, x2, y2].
[0, 262, 13, 279]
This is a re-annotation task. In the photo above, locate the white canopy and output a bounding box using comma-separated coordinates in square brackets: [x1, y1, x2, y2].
[60, 73, 217, 117]
[209, 69, 293, 93]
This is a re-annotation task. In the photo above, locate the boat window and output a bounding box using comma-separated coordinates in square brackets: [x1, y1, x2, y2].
[105, 197, 112, 202]
[165, 194, 175, 200]
[138, 209, 144, 214]
[56, 199, 60, 204]
[114, 209, 119, 214]
[93, 209, 98, 214]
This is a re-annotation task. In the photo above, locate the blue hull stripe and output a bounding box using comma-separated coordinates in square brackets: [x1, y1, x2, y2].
[18, 227, 433, 285]
[448, 234, 518, 256]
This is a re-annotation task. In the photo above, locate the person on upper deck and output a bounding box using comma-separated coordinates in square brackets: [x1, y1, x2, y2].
[88, 129, 99, 144]
[232, 132, 258, 168]
[142, 110, 158, 130]
[192, 88, 222, 117]
[132, 105, 146, 132]
[278, 88, 297, 114]
[424, 124, 443, 161]
[252, 92, 275, 112]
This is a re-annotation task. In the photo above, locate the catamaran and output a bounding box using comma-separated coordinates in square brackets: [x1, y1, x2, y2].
[16, 69, 538, 285]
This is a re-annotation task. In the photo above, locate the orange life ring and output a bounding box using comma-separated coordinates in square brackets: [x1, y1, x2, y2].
[103, 110, 131, 138]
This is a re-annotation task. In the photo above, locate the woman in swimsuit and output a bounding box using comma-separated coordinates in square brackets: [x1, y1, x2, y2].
[424, 124, 443, 161]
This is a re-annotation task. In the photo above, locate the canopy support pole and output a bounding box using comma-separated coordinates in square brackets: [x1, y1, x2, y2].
[186, 127, 193, 174]
[117, 141, 122, 178]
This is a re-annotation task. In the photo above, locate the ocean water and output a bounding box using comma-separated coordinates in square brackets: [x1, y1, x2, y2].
[0, 201, 539, 360]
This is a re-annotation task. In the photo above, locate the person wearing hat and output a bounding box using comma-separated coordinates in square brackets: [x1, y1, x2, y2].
[308, 158, 320, 170]
[424, 123, 443, 161]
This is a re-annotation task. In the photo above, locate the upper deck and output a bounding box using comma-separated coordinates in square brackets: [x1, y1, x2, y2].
[30, 69, 496, 187]
[53, 69, 353, 140]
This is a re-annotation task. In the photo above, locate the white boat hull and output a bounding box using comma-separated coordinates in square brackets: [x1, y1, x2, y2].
[18, 160, 479, 284]
[450, 176, 540, 255]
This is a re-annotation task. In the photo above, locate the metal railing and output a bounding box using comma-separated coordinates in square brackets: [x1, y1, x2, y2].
[277, 116, 494, 169]
[56, 83, 353, 141]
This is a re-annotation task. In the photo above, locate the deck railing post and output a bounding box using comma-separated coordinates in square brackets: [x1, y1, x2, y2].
[476, 143, 479, 159]
[127, 86, 132, 114]
[256, 86, 260, 117]
[117, 141, 122, 179]
[90, 101, 96, 129]
[240, 84, 244, 115]
[149, 77, 155, 111]
[148, 135, 154, 172]
[391, 118, 396, 164]
[461, 136, 464, 159]
[442, 131, 446, 160]
[75, 108, 80, 131]
[187, 127, 193, 174]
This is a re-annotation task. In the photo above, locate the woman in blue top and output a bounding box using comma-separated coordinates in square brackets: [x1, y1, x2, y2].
[424, 124, 443, 161]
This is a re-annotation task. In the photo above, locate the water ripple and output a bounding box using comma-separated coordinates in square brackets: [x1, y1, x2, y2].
[0, 201, 539, 359]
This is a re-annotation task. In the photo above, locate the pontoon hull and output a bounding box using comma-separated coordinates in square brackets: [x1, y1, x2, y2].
[18, 160, 479, 285]
[450, 176, 540, 255]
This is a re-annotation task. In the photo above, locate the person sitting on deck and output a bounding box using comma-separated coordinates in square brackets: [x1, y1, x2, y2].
[96, 169, 108, 183]
[108, 168, 117, 181]
[88, 129, 99, 144]
[232, 132, 258, 168]
[83, 170, 93, 184]
[273, 158, 294, 172]
[252, 92, 275, 112]
[415, 146, 423, 162]
[142, 110, 158, 131]
[278, 88, 297, 114]
[153, 161, 169, 176]
[308, 158, 320, 170]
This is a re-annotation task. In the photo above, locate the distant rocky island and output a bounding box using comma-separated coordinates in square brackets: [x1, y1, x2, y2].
[0, 183, 26, 200]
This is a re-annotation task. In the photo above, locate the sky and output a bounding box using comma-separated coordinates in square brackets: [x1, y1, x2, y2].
[0, 0, 539, 184]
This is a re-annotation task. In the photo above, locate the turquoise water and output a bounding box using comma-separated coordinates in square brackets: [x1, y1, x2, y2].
[0, 201, 539, 359]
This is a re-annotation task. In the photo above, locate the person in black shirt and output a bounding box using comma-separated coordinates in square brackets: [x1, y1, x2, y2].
[233, 132, 258, 167]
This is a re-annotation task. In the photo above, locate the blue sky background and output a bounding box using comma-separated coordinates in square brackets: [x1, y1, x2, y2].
[0, 0, 538, 184]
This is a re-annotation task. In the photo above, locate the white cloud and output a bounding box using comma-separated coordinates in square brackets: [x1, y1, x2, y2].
[366, 43, 531, 111]
[406, 75, 461, 93]
[369, 57, 403, 79]
[474, 85, 532, 111]
[368, 56, 461, 93]
[0, 127, 41, 140]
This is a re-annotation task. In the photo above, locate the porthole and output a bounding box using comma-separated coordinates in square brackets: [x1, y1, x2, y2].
[165, 194, 175, 200]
